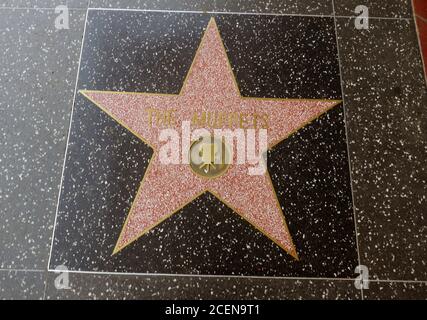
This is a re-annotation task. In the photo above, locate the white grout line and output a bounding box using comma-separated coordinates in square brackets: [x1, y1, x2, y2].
[42, 5, 89, 299]
[369, 279, 427, 284]
[0, 6, 413, 20]
[0, 269, 45, 273]
[40, 268, 427, 284]
[0, 268, 425, 285]
[331, 0, 364, 300]
[0, 6, 88, 10]
[46, 8, 90, 277]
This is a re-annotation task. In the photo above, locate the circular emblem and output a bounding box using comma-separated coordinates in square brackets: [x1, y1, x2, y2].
[189, 135, 231, 179]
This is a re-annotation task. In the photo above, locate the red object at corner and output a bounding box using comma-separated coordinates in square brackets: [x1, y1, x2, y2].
[413, 0, 427, 84]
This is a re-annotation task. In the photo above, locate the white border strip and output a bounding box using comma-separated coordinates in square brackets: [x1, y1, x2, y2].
[331, 0, 364, 300]
[84, 7, 412, 20]
[41, 268, 427, 285]
[47, 9, 90, 270]
[0, 6, 413, 20]
[0, 268, 424, 284]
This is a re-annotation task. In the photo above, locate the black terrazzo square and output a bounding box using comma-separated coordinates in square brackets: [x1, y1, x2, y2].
[336, 18, 427, 281]
[49, 10, 358, 278]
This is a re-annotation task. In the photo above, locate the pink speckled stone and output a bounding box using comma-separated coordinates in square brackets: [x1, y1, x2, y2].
[82, 19, 339, 259]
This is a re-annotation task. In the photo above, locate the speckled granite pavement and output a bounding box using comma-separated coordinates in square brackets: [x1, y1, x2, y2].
[0, 0, 426, 300]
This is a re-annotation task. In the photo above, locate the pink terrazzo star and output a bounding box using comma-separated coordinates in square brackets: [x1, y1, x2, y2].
[81, 18, 341, 259]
